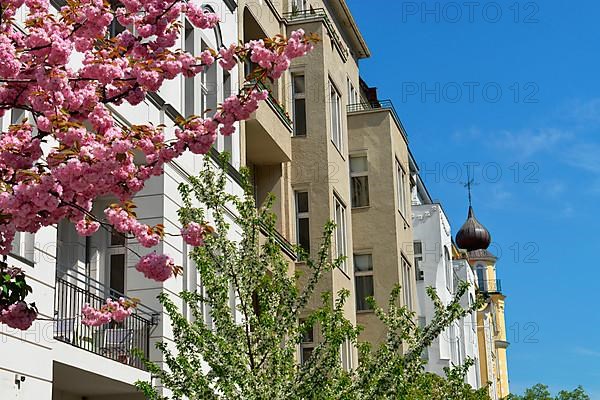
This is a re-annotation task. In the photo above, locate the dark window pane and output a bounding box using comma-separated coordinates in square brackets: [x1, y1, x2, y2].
[293, 75, 305, 94]
[296, 192, 309, 213]
[301, 347, 313, 364]
[351, 176, 369, 207]
[110, 254, 125, 295]
[294, 99, 306, 136]
[356, 275, 374, 311]
[298, 218, 310, 252]
[413, 241, 422, 255]
[111, 228, 126, 246]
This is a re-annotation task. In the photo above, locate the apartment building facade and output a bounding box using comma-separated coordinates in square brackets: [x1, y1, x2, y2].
[347, 81, 418, 345]
[1, 1, 243, 398]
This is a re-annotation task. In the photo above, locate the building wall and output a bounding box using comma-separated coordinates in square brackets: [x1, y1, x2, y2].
[348, 109, 416, 346]
[412, 204, 457, 375]
[0, 1, 240, 398]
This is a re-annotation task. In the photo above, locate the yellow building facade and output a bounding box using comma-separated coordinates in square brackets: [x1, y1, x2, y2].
[456, 206, 510, 399]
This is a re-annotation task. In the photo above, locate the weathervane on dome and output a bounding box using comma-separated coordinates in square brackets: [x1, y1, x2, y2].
[461, 171, 479, 209]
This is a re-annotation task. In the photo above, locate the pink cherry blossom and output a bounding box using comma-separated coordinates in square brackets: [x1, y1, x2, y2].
[0, 0, 316, 328]
[136, 252, 175, 282]
[81, 297, 135, 326]
[181, 222, 210, 247]
[0, 302, 37, 330]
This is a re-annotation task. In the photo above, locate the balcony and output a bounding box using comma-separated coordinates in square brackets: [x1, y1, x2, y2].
[54, 268, 159, 370]
[478, 279, 502, 294]
[283, 8, 349, 61]
[245, 80, 293, 165]
[347, 100, 408, 142]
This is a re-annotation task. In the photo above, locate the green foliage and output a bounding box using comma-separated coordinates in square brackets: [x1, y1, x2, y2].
[0, 262, 35, 310]
[506, 384, 590, 400]
[136, 155, 489, 399]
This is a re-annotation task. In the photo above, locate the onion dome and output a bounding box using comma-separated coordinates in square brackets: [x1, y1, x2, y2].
[455, 206, 491, 251]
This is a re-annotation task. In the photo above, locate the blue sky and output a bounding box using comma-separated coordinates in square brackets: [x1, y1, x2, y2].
[346, 0, 600, 396]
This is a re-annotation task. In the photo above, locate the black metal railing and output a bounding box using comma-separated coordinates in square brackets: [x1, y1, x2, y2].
[54, 269, 158, 370]
[256, 81, 293, 129]
[282, 8, 349, 61]
[478, 279, 502, 294]
[347, 100, 408, 141]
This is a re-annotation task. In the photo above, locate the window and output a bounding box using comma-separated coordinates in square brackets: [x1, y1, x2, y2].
[107, 227, 126, 297]
[295, 191, 310, 252]
[401, 256, 413, 309]
[184, 22, 196, 117]
[341, 339, 353, 371]
[292, 0, 308, 12]
[476, 265, 486, 291]
[333, 196, 347, 273]
[329, 80, 343, 151]
[413, 241, 424, 281]
[396, 159, 407, 216]
[11, 232, 34, 262]
[347, 78, 358, 105]
[350, 155, 369, 207]
[300, 319, 315, 364]
[292, 74, 307, 136]
[354, 254, 373, 311]
[444, 246, 452, 292]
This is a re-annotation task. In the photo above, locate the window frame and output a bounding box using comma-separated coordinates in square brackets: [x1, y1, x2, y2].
[354, 253, 374, 311]
[349, 154, 370, 208]
[413, 241, 424, 281]
[295, 191, 310, 253]
[300, 319, 315, 364]
[396, 158, 407, 216]
[444, 246, 452, 292]
[333, 194, 348, 273]
[292, 72, 307, 136]
[329, 79, 343, 152]
[401, 255, 413, 309]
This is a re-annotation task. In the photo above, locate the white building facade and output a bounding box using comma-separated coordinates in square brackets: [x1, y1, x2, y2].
[0, 1, 242, 398]
[411, 171, 481, 389]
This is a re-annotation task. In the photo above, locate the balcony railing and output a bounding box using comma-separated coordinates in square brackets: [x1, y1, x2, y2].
[347, 100, 408, 142]
[283, 8, 349, 61]
[255, 81, 293, 130]
[478, 279, 502, 294]
[54, 268, 159, 370]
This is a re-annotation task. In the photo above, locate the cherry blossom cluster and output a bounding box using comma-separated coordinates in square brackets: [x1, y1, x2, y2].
[181, 222, 212, 247]
[0, 0, 316, 328]
[136, 252, 176, 282]
[105, 204, 161, 248]
[81, 297, 136, 327]
[0, 301, 37, 330]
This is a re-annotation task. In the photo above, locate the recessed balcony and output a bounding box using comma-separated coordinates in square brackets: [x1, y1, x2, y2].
[246, 81, 293, 165]
[54, 268, 159, 370]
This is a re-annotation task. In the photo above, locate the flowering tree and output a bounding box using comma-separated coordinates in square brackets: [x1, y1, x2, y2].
[0, 0, 316, 329]
[135, 157, 489, 399]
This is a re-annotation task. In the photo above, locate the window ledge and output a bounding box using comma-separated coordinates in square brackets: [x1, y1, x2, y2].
[7, 253, 35, 268]
[336, 266, 351, 280]
[398, 210, 411, 228]
[356, 309, 374, 314]
[331, 140, 346, 161]
[351, 205, 370, 211]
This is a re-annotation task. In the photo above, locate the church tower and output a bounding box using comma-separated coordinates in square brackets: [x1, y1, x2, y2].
[456, 192, 510, 399]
